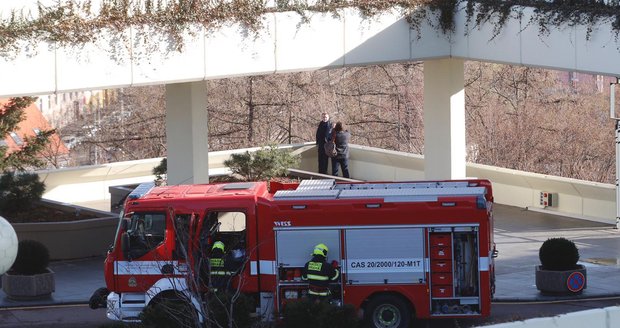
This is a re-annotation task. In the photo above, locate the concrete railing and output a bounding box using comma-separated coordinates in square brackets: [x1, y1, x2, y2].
[36, 142, 616, 224]
[344, 144, 615, 225]
[477, 306, 620, 328]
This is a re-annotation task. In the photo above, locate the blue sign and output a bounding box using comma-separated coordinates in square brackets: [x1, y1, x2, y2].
[566, 272, 585, 292]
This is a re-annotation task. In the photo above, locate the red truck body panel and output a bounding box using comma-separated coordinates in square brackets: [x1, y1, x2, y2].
[104, 179, 495, 323]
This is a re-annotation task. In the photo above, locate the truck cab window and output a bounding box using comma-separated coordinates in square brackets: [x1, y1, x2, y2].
[216, 212, 246, 232]
[127, 212, 166, 259]
[204, 211, 247, 273]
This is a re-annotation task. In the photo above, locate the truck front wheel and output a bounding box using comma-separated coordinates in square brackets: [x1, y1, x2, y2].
[366, 295, 411, 328]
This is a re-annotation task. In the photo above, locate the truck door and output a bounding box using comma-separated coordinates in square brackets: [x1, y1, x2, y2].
[172, 213, 192, 261]
[171, 212, 203, 281]
[116, 211, 168, 293]
[199, 210, 248, 289]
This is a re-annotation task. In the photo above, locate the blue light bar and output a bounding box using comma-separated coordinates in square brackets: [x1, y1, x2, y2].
[127, 182, 155, 200]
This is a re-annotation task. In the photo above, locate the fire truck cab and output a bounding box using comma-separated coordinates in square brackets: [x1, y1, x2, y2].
[102, 178, 496, 327]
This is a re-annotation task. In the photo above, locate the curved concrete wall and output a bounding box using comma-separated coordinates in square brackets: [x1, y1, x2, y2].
[468, 162, 615, 225]
[12, 216, 118, 260]
[39, 143, 615, 225]
[7, 200, 118, 260]
[38, 145, 306, 207]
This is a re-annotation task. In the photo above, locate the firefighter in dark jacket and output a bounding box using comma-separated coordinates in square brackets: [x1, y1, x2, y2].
[302, 243, 340, 300]
[209, 241, 232, 292]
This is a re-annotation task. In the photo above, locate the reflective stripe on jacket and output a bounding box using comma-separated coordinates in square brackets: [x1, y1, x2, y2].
[210, 256, 232, 276]
[302, 255, 339, 293]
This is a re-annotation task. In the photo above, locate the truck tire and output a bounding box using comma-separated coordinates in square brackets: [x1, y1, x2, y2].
[366, 295, 411, 328]
[88, 287, 109, 309]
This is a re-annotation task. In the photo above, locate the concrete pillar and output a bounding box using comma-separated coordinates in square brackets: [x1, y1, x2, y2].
[423, 58, 466, 180]
[165, 82, 209, 185]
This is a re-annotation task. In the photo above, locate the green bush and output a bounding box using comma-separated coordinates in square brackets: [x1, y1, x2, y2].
[539, 237, 580, 271]
[224, 145, 300, 181]
[140, 292, 257, 328]
[0, 172, 45, 216]
[208, 292, 257, 328]
[11, 240, 50, 275]
[140, 296, 197, 328]
[282, 299, 360, 328]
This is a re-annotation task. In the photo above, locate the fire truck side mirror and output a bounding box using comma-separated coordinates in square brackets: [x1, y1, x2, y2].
[121, 232, 131, 259]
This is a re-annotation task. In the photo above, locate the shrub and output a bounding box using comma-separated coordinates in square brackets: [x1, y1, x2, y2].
[282, 298, 360, 328]
[140, 297, 197, 328]
[539, 237, 580, 271]
[140, 291, 257, 328]
[0, 172, 45, 216]
[224, 144, 300, 181]
[209, 292, 257, 328]
[11, 240, 50, 275]
[152, 158, 167, 185]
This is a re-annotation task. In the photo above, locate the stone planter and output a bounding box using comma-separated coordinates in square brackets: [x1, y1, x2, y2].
[1, 268, 55, 300]
[535, 264, 587, 295]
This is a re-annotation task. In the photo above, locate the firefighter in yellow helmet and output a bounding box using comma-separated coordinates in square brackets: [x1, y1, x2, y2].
[210, 241, 232, 292]
[301, 243, 340, 301]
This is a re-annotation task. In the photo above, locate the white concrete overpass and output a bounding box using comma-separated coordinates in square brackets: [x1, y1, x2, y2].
[1, 1, 619, 184]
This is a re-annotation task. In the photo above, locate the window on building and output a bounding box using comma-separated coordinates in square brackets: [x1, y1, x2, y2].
[9, 132, 23, 145]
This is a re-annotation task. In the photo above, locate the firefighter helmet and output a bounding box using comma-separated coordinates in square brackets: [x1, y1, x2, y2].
[212, 241, 225, 252]
[313, 243, 329, 256]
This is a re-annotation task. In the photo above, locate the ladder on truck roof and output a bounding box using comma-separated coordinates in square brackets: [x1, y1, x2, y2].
[273, 179, 487, 203]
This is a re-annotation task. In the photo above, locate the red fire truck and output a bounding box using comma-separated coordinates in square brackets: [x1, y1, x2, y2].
[98, 178, 496, 327]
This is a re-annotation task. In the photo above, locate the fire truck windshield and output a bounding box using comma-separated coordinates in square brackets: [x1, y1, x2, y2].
[125, 212, 166, 258]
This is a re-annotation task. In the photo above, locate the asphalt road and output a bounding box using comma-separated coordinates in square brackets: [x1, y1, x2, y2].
[420, 297, 620, 327]
[0, 304, 110, 328]
[1, 298, 620, 328]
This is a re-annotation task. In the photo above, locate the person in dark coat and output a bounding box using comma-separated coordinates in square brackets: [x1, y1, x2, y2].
[315, 112, 332, 174]
[331, 121, 350, 178]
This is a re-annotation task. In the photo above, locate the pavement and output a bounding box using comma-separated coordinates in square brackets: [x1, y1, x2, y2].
[0, 204, 619, 309]
[492, 205, 620, 302]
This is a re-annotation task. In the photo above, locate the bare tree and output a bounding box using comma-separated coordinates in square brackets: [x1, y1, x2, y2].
[37, 134, 70, 169]
[64, 86, 167, 165]
[465, 62, 614, 183]
[63, 62, 614, 183]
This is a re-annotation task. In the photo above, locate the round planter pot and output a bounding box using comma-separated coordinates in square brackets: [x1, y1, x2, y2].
[1, 268, 55, 300]
[535, 264, 587, 295]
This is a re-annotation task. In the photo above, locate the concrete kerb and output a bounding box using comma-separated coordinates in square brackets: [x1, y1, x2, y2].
[493, 293, 620, 303]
